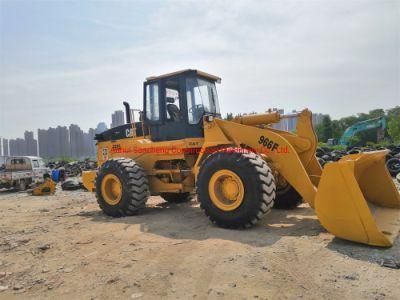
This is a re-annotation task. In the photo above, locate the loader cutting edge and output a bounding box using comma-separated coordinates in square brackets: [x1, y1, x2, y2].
[315, 150, 400, 247]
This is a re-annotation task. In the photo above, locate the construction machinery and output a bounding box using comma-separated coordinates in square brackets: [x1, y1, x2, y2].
[32, 178, 56, 196]
[83, 69, 400, 247]
[339, 116, 386, 146]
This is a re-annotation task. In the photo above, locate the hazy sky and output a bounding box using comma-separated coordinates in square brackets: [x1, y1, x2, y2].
[0, 0, 399, 139]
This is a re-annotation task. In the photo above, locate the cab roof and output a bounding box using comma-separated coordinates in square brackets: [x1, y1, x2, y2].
[0, 156, 43, 160]
[146, 69, 221, 83]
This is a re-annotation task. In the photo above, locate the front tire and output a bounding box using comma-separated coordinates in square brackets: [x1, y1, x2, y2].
[197, 149, 276, 229]
[96, 158, 149, 217]
[273, 185, 302, 209]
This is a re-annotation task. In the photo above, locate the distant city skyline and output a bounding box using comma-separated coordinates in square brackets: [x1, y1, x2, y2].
[0, 116, 113, 158]
[0, 113, 114, 141]
[0, 125, 97, 159]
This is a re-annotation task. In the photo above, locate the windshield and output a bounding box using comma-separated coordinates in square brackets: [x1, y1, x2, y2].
[186, 78, 220, 124]
[38, 159, 46, 168]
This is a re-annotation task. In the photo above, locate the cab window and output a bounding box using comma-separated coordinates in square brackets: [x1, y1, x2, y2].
[38, 159, 46, 167]
[165, 88, 180, 121]
[11, 158, 25, 165]
[33, 160, 39, 168]
[165, 78, 181, 122]
[10, 158, 30, 170]
[145, 83, 160, 121]
[186, 78, 220, 124]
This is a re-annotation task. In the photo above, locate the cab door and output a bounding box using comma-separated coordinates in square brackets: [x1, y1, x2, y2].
[144, 76, 188, 141]
[31, 159, 45, 183]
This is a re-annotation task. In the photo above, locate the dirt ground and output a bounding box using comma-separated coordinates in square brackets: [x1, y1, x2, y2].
[0, 185, 399, 300]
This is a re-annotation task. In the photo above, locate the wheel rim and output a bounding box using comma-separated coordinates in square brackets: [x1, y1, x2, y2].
[101, 174, 122, 205]
[208, 169, 244, 211]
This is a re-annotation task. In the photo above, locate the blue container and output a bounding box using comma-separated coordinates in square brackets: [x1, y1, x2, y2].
[51, 169, 60, 182]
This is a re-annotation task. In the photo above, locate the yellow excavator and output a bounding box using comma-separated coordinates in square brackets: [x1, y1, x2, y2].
[83, 69, 400, 247]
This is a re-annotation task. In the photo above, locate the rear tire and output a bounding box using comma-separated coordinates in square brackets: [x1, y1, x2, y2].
[19, 180, 27, 191]
[273, 185, 302, 209]
[197, 148, 276, 229]
[96, 158, 149, 217]
[160, 192, 193, 203]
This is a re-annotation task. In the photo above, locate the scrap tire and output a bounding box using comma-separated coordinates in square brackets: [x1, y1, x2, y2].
[160, 192, 193, 203]
[317, 157, 326, 167]
[96, 158, 149, 217]
[197, 148, 276, 229]
[273, 185, 302, 209]
[386, 157, 400, 177]
[347, 148, 362, 155]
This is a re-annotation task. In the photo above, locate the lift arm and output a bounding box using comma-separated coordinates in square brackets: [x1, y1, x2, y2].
[198, 109, 321, 207]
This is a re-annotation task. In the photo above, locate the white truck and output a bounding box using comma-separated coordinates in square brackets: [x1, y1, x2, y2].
[0, 156, 50, 190]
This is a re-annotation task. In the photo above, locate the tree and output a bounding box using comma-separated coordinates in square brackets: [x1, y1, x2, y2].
[315, 123, 324, 142]
[368, 108, 385, 118]
[225, 113, 233, 120]
[387, 106, 400, 143]
[332, 120, 343, 140]
[348, 135, 361, 146]
[316, 115, 333, 142]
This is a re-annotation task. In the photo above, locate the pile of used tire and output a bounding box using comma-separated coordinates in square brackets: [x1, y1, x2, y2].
[47, 159, 97, 177]
[61, 177, 84, 191]
[386, 145, 400, 178]
[46, 159, 98, 191]
[316, 144, 400, 179]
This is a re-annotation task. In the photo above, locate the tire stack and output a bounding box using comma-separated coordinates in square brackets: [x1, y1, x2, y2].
[316, 144, 400, 178]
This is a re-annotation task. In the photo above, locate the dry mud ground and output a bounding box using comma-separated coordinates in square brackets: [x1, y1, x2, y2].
[0, 186, 399, 300]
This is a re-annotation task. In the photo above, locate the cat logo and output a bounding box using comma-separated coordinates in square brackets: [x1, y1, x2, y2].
[188, 141, 200, 146]
[125, 128, 134, 138]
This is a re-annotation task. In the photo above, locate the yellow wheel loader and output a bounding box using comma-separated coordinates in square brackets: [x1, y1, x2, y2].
[83, 69, 400, 247]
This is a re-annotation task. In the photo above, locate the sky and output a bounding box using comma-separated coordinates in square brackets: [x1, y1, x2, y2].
[0, 0, 399, 139]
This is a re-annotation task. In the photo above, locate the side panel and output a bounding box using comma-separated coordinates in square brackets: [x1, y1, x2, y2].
[96, 137, 204, 194]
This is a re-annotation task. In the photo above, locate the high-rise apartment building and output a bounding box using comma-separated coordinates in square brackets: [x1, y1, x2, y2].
[111, 111, 125, 128]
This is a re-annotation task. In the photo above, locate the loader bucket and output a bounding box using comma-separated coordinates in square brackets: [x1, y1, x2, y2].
[315, 150, 400, 247]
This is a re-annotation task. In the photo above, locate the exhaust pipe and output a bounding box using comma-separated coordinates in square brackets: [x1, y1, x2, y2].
[123, 101, 131, 124]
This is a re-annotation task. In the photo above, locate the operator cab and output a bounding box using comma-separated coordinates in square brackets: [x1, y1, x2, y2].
[144, 69, 221, 141]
